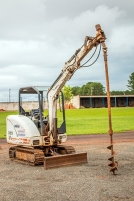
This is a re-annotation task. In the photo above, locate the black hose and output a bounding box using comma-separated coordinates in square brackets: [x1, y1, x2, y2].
[81, 46, 97, 67]
[81, 44, 101, 68]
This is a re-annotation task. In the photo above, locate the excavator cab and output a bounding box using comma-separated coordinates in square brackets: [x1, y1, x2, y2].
[18, 86, 66, 138]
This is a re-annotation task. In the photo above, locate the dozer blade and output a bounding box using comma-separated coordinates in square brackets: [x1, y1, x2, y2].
[44, 152, 87, 169]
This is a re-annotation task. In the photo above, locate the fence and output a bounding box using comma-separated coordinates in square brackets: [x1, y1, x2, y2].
[0, 101, 48, 111]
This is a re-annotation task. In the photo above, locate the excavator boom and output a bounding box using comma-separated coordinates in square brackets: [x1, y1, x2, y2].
[47, 24, 106, 137]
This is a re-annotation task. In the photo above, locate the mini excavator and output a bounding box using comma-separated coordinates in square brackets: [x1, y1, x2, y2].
[6, 24, 117, 172]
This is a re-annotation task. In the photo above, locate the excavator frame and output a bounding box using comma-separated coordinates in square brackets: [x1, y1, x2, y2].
[7, 86, 87, 167]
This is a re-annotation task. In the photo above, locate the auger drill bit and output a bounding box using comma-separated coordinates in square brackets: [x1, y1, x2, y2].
[107, 137, 118, 174]
[101, 41, 118, 174]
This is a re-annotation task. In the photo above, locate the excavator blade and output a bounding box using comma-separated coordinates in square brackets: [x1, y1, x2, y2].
[44, 152, 87, 169]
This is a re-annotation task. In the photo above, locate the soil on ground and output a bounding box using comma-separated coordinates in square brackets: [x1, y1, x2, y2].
[0, 133, 134, 201]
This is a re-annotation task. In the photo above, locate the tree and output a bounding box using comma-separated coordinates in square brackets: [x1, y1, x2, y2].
[110, 91, 125, 95]
[62, 85, 73, 101]
[72, 86, 81, 96]
[72, 82, 105, 96]
[127, 72, 134, 91]
[124, 90, 133, 95]
[90, 82, 105, 95]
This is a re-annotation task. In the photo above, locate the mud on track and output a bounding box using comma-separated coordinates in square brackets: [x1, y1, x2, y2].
[0, 133, 134, 201]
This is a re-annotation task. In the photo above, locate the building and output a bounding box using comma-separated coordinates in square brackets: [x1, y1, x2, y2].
[1, 95, 134, 110]
[72, 95, 134, 109]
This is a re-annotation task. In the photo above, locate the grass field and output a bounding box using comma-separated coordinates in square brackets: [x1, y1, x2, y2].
[0, 108, 134, 138]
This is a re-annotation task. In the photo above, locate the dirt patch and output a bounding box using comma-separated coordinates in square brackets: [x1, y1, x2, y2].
[0, 109, 5, 111]
[0, 141, 134, 201]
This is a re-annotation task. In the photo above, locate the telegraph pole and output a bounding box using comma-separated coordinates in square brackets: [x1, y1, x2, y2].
[9, 89, 11, 102]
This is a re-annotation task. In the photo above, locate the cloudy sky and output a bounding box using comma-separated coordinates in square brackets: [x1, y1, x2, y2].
[0, 0, 134, 101]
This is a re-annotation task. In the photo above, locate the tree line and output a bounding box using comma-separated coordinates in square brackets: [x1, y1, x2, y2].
[62, 72, 134, 101]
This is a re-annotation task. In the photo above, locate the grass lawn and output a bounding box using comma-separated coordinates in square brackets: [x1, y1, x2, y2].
[0, 108, 134, 138]
[0, 111, 18, 138]
[62, 107, 134, 135]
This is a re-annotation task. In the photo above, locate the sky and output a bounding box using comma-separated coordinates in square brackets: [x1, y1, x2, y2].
[0, 0, 134, 102]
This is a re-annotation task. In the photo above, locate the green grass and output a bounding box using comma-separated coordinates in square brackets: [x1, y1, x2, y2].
[1, 108, 134, 138]
[61, 108, 134, 135]
[0, 111, 18, 138]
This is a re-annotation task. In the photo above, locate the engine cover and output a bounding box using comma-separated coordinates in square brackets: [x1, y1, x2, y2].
[6, 115, 41, 146]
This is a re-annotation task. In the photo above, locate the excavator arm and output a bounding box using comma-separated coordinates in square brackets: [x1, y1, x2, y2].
[47, 24, 106, 137]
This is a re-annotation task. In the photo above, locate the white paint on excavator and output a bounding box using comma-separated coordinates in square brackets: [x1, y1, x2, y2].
[58, 133, 67, 143]
[6, 115, 41, 146]
[6, 115, 67, 146]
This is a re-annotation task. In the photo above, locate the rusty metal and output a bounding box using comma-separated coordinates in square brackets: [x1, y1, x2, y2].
[53, 117, 58, 143]
[9, 146, 44, 165]
[44, 152, 87, 169]
[102, 42, 118, 174]
[95, 24, 101, 31]
[56, 145, 76, 154]
[9, 145, 87, 169]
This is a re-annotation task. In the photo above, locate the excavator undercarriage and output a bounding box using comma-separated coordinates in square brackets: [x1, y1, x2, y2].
[9, 145, 87, 169]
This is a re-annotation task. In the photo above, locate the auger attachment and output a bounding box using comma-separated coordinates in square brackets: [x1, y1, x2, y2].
[107, 144, 118, 174]
[107, 132, 118, 174]
[102, 41, 118, 174]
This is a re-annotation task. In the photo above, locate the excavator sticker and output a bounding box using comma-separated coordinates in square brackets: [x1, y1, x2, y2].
[13, 124, 26, 137]
[8, 131, 13, 140]
[17, 129, 25, 137]
[10, 137, 30, 144]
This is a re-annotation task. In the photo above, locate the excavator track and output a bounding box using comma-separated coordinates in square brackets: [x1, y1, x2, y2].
[56, 145, 76, 154]
[9, 146, 44, 165]
[9, 145, 87, 168]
